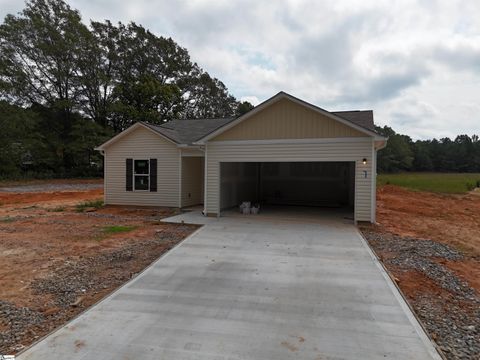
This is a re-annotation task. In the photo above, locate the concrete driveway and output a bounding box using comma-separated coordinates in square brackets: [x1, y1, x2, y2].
[19, 209, 440, 360]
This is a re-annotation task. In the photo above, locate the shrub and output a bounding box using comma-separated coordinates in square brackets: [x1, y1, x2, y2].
[76, 199, 103, 212]
[466, 182, 475, 191]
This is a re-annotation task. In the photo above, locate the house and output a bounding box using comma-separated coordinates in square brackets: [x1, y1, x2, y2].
[96, 92, 387, 223]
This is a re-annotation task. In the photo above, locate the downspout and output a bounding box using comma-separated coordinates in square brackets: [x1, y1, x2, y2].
[372, 138, 388, 223]
[371, 142, 376, 223]
[179, 149, 182, 209]
[97, 149, 106, 205]
[203, 143, 208, 216]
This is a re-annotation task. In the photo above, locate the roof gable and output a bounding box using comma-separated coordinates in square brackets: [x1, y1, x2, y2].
[195, 92, 383, 143]
[210, 97, 367, 141]
[95, 122, 177, 150]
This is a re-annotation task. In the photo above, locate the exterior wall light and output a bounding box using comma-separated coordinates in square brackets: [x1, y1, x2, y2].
[362, 158, 367, 165]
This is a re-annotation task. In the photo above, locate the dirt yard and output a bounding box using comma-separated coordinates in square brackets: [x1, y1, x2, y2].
[361, 185, 480, 360]
[0, 180, 198, 354]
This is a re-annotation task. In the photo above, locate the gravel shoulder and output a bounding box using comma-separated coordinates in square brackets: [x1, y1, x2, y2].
[0, 179, 103, 193]
[360, 185, 480, 360]
[361, 229, 479, 359]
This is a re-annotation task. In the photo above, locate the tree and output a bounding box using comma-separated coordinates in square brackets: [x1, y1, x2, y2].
[237, 101, 254, 115]
[412, 141, 433, 171]
[105, 22, 243, 128]
[0, 0, 89, 170]
[67, 117, 111, 176]
[452, 135, 474, 172]
[185, 72, 238, 118]
[20, 103, 109, 177]
[0, 102, 37, 178]
[375, 126, 414, 172]
[109, 23, 195, 130]
[471, 135, 480, 172]
[433, 138, 457, 171]
[74, 20, 119, 128]
[0, 0, 258, 178]
[1, 0, 245, 132]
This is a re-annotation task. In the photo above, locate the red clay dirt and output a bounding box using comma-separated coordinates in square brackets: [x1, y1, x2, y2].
[0, 188, 103, 207]
[376, 185, 480, 257]
[0, 183, 198, 354]
[372, 185, 480, 294]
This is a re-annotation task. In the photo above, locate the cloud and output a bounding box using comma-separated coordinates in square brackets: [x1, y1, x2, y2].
[240, 96, 260, 106]
[433, 40, 480, 73]
[1, 0, 480, 139]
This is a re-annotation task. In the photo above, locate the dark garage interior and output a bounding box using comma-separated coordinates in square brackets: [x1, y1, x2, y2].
[220, 161, 355, 214]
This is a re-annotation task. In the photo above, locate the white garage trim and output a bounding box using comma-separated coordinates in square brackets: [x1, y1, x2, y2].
[204, 139, 374, 222]
[209, 137, 373, 146]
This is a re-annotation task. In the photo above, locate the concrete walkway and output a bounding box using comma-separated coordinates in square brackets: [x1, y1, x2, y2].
[19, 209, 441, 360]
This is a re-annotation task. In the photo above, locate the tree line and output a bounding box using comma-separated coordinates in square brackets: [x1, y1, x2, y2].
[1, 0, 478, 179]
[0, 0, 252, 178]
[376, 126, 480, 173]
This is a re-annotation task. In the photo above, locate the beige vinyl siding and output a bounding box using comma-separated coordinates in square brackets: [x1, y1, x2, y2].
[181, 148, 204, 157]
[212, 98, 365, 141]
[205, 139, 374, 222]
[181, 157, 204, 207]
[104, 126, 180, 207]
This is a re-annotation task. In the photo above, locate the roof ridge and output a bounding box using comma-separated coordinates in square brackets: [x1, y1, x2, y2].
[166, 117, 235, 121]
[332, 110, 373, 113]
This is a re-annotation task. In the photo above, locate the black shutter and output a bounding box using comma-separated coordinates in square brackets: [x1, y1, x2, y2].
[150, 158, 157, 192]
[126, 158, 133, 191]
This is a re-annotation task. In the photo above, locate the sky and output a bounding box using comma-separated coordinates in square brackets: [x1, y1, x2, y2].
[1, 0, 480, 139]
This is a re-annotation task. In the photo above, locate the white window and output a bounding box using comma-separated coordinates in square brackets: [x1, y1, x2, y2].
[134, 159, 149, 190]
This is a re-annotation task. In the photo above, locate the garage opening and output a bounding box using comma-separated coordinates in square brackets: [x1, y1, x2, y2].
[220, 161, 355, 218]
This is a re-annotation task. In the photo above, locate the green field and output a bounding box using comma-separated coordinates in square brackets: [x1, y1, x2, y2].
[377, 173, 480, 194]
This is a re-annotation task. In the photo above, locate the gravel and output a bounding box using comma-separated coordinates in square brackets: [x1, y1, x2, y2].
[365, 232, 475, 299]
[364, 231, 463, 260]
[414, 295, 479, 359]
[362, 229, 480, 360]
[0, 300, 44, 353]
[29, 231, 187, 308]
[0, 183, 102, 193]
[0, 224, 194, 354]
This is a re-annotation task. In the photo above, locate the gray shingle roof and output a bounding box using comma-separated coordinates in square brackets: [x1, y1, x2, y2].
[332, 110, 375, 131]
[142, 109, 375, 145]
[142, 117, 236, 144]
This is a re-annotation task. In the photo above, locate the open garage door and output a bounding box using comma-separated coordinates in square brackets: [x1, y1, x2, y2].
[220, 161, 355, 216]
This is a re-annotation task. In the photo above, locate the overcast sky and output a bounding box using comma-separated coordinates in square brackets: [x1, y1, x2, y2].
[1, 0, 479, 139]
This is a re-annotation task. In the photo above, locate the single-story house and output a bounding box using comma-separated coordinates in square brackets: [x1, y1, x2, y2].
[96, 92, 387, 223]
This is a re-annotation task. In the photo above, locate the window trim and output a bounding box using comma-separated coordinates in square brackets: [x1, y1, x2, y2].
[133, 159, 150, 191]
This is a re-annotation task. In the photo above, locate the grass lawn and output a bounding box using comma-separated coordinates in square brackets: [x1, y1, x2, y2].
[377, 172, 480, 194]
[101, 225, 138, 234]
